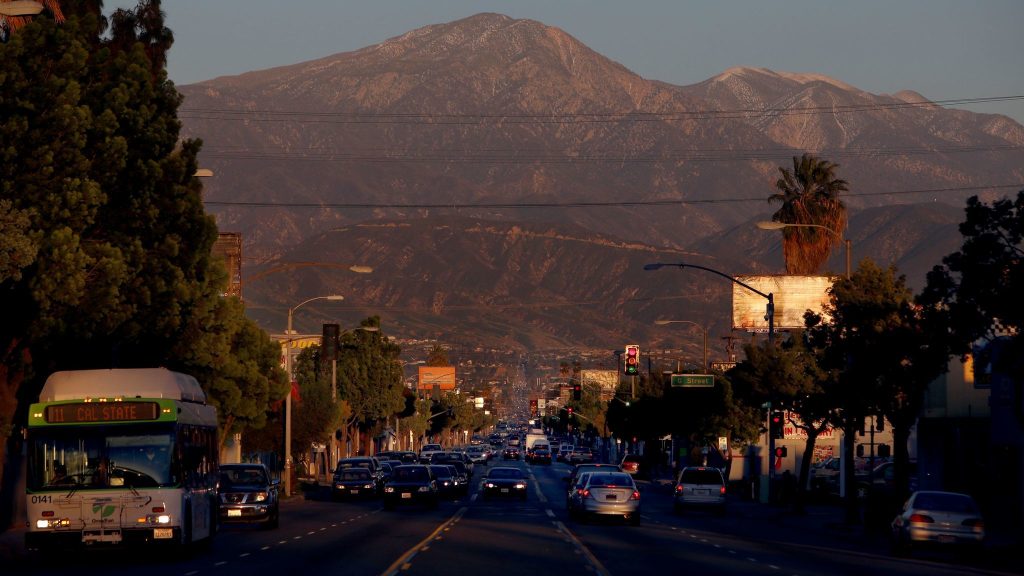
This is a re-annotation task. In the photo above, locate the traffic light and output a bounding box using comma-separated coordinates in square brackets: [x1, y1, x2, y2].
[566, 406, 574, 416]
[624, 344, 640, 376]
[322, 323, 339, 363]
[573, 381, 582, 400]
[770, 411, 785, 439]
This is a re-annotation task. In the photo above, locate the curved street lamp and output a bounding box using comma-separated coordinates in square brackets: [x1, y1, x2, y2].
[283, 294, 344, 496]
[654, 319, 708, 373]
[644, 262, 774, 345]
[756, 221, 851, 279]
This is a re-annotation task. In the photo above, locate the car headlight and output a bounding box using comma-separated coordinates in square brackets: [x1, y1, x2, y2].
[384, 486, 395, 493]
[417, 485, 431, 492]
[485, 482, 496, 489]
[515, 483, 526, 489]
[253, 492, 268, 502]
[363, 483, 375, 489]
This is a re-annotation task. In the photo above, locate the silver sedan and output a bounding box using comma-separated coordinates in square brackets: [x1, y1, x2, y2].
[571, 471, 641, 525]
[891, 490, 984, 554]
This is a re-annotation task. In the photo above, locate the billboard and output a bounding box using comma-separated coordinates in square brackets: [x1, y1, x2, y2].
[580, 369, 619, 398]
[732, 275, 833, 331]
[417, 366, 456, 391]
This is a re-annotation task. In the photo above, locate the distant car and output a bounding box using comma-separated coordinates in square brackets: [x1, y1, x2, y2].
[334, 457, 384, 491]
[429, 465, 460, 499]
[569, 447, 594, 465]
[431, 451, 475, 477]
[557, 444, 574, 462]
[481, 466, 528, 500]
[891, 491, 985, 555]
[620, 454, 642, 477]
[503, 446, 520, 460]
[419, 444, 444, 463]
[383, 465, 439, 510]
[566, 472, 593, 515]
[571, 471, 641, 525]
[332, 467, 379, 500]
[565, 463, 622, 494]
[673, 466, 727, 515]
[218, 463, 280, 529]
[528, 446, 552, 465]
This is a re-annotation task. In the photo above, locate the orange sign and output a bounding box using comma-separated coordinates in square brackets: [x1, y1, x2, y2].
[418, 366, 456, 391]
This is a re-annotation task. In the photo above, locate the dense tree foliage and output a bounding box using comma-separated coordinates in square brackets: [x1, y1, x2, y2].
[0, 2, 286, 524]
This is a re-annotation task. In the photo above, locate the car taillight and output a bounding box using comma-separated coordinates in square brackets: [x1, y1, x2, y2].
[908, 513, 933, 524]
[581, 489, 591, 499]
[674, 485, 682, 494]
[630, 490, 640, 501]
[719, 486, 727, 495]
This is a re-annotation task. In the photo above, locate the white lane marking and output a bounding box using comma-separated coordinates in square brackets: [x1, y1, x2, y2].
[239, 552, 250, 558]
[261, 546, 270, 551]
[214, 561, 228, 566]
[546, 509, 556, 518]
[553, 520, 612, 576]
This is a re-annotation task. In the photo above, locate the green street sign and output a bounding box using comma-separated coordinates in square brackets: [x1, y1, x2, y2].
[670, 374, 714, 388]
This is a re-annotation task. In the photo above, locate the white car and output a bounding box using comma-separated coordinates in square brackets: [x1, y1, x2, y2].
[419, 443, 444, 463]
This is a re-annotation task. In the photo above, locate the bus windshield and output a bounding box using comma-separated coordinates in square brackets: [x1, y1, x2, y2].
[27, 425, 176, 491]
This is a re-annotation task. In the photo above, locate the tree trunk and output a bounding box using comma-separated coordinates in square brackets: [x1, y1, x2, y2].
[794, 429, 821, 514]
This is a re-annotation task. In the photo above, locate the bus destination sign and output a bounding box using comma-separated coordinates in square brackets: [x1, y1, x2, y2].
[45, 402, 160, 424]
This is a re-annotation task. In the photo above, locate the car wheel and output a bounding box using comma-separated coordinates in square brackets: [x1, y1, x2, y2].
[266, 507, 279, 530]
[673, 501, 682, 515]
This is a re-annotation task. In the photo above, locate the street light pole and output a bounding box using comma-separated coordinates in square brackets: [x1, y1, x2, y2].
[654, 319, 709, 373]
[756, 221, 851, 279]
[643, 262, 775, 345]
[283, 294, 344, 497]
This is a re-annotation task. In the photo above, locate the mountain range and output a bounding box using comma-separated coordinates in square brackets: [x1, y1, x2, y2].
[177, 13, 1024, 357]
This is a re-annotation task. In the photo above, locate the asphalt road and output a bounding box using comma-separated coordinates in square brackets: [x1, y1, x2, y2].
[4, 458, 1018, 576]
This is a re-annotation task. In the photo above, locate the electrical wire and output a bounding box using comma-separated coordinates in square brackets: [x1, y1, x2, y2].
[203, 183, 1024, 209]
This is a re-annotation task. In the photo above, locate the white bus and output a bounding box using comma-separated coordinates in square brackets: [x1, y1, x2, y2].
[25, 368, 219, 549]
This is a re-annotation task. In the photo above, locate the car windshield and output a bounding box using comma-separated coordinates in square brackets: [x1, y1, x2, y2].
[393, 467, 430, 482]
[221, 467, 268, 487]
[339, 469, 371, 480]
[681, 469, 722, 484]
[429, 466, 453, 478]
[489, 468, 523, 479]
[589, 473, 631, 486]
[913, 493, 978, 513]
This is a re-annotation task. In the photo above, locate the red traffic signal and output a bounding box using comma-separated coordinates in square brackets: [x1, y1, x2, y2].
[624, 344, 640, 376]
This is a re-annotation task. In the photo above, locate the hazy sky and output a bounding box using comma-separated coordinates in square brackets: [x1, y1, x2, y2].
[106, 1, 1024, 123]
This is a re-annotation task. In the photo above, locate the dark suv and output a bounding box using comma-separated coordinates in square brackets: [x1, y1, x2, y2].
[219, 463, 280, 529]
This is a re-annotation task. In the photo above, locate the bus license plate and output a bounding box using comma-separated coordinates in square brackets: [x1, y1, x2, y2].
[153, 528, 173, 539]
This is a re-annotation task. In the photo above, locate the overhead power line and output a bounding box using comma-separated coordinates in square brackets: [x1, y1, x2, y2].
[203, 183, 1024, 209]
[196, 142, 1023, 164]
[178, 94, 1024, 125]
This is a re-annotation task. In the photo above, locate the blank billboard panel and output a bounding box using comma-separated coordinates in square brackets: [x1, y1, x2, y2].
[418, 366, 456, 391]
[732, 275, 833, 331]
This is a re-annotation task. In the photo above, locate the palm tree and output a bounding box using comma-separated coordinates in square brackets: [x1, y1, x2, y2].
[768, 153, 849, 274]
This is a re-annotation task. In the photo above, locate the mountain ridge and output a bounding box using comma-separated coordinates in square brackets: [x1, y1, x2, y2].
[179, 13, 1023, 350]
